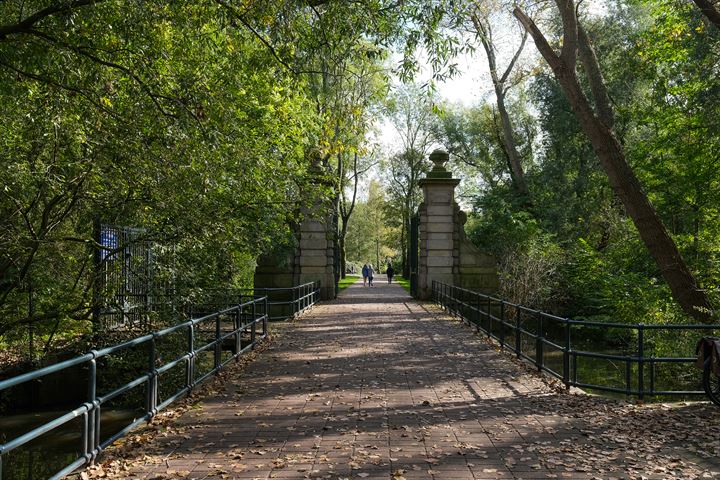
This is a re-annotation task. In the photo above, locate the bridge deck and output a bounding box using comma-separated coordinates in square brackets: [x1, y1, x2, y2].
[93, 278, 720, 479]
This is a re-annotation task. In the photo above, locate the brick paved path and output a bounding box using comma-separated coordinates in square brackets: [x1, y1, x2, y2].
[103, 278, 720, 480]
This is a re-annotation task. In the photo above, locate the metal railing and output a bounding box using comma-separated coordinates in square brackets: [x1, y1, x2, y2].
[1, 296, 273, 480]
[246, 282, 321, 321]
[189, 282, 321, 322]
[433, 281, 720, 400]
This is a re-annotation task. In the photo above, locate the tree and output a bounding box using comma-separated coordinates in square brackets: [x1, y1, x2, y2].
[513, 1, 716, 322]
[435, 100, 535, 201]
[466, 1, 531, 197]
[339, 151, 378, 277]
[383, 85, 437, 277]
[0, 1, 321, 356]
[345, 180, 397, 269]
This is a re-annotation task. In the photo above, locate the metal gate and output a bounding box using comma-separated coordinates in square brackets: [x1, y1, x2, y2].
[94, 224, 153, 329]
[409, 213, 419, 298]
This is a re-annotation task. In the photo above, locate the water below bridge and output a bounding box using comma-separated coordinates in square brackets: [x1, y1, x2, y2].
[85, 278, 720, 479]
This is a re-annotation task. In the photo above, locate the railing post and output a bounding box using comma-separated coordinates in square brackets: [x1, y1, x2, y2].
[251, 299, 257, 348]
[235, 306, 242, 358]
[293, 286, 298, 316]
[86, 353, 98, 464]
[486, 296, 492, 337]
[499, 301, 505, 349]
[147, 334, 158, 417]
[188, 324, 195, 388]
[637, 325, 645, 400]
[535, 312, 544, 371]
[214, 314, 221, 370]
[263, 296, 269, 337]
[563, 320, 571, 388]
[515, 307, 521, 357]
[475, 294, 481, 331]
[451, 286, 456, 316]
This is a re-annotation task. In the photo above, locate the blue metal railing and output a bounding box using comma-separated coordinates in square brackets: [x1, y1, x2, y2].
[0, 282, 320, 480]
[433, 281, 720, 399]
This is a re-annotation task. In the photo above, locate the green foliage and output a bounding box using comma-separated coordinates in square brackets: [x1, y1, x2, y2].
[345, 180, 398, 268]
[0, 1, 322, 360]
[457, 0, 720, 324]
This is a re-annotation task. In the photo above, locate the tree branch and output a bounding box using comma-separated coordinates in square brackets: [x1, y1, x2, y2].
[500, 27, 528, 84]
[0, 57, 122, 119]
[0, 0, 105, 38]
[577, 23, 614, 129]
[214, 0, 299, 75]
[513, 8, 562, 72]
[556, 0, 579, 68]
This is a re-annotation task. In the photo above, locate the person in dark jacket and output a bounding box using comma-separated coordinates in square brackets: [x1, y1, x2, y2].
[386, 265, 395, 284]
[362, 264, 369, 286]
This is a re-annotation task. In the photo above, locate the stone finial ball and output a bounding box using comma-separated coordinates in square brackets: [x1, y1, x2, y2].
[429, 149, 450, 171]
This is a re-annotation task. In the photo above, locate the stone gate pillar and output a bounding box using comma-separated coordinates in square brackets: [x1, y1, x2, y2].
[254, 151, 337, 302]
[418, 150, 460, 299]
[295, 208, 337, 300]
[417, 149, 497, 299]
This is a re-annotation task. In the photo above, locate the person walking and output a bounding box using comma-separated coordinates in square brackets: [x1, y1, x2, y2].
[368, 264, 375, 286]
[386, 264, 394, 284]
[362, 264, 369, 286]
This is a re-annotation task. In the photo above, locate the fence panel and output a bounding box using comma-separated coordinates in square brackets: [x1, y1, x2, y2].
[432, 281, 720, 399]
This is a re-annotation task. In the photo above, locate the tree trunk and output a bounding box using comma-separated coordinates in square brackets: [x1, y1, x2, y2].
[692, 0, 720, 29]
[339, 232, 347, 278]
[472, 13, 529, 197]
[514, 6, 715, 322]
[495, 87, 529, 196]
[401, 216, 409, 278]
[338, 152, 360, 279]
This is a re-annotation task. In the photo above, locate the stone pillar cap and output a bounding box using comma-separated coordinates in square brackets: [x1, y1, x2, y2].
[425, 149, 453, 180]
[429, 149, 450, 171]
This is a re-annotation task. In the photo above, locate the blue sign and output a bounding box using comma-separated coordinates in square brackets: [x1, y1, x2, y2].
[100, 228, 119, 261]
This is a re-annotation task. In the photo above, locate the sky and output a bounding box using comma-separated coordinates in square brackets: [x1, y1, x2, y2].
[376, 8, 538, 153]
[376, 49, 492, 154]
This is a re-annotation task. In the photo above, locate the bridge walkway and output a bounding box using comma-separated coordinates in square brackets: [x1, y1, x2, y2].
[91, 277, 720, 479]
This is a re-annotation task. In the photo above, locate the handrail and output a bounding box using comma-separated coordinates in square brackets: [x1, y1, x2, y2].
[190, 281, 321, 321]
[432, 281, 720, 400]
[0, 282, 320, 480]
[242, 281, 321, 320]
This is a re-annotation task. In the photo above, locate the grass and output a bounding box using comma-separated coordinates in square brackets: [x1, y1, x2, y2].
[395, 276, 411, 293]
[338, 275, 360, 292]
